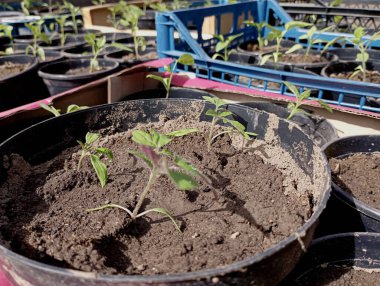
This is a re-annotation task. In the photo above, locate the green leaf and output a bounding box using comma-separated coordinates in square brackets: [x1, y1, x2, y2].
[285, 44, 304, 54]
[215, 41, 228, 53]
[174, 156, 199, 177]
[66, 104, 88, 113]
[39, 103, 61, 117]
[166, 128, 198, 137]
[90, 154, 108, 188]
[77, 140, 85, 149]
[132, 130, 155, 147]
[127, 149, 153, 168]
[86, 132, 100, 145]
[245, 131, 257, 137]
[300, 90, 312, 101]
[96, 147, 113, 160]
[285, 21, 312, 32]
[217, 110, 233, 118]
[202, 96, 227, 108]
[110, 42, 133, 52]
[146, 74, 168, 89]
[168, 170, 198, 190]
[205, 109, 218, 117]
[212, 53, 223, 60]
[138, 207, 182, 232]
[354, 27, 365, 39]
[260, 54, 272, 65]
[150, 129, 172, 149]
[356, 52, 369, 63]
[283, 81, 300, 98]
[177, 54, 194, 66]
[317, 100, 333, 113]
[223, 118, 245, 133]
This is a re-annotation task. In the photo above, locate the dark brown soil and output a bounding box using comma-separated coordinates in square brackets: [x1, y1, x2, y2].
[65, 66, 107, 75]
[122, 51, 157, 61]
[330, 153, 380, 208]
[0, 117, 316, 275]
[330, 70, 380, 84]
[0, 62, 30, 80]
[294, 265, 380, 286]
[243, 42, 278, 53]
[280, 53, 327, 64]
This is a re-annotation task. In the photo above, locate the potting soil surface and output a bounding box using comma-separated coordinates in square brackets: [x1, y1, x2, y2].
[330, 152, 380, 208]
[0, 114, 318, 275]
[294, 265, 380, 286]
[121, 51, 157, 61]
[0, 62, 30, 80]
[280, 54, 328, 64]
[330, 70, 380, 84]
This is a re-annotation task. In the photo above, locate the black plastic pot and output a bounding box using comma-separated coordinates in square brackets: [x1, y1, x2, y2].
[0, 55, 44, 112]
[237, 39, 295, 56]
[321, 61, 380, 106]
[121, 87, 215, 101]
[103, 32, 133, 44]
[262, 50, 338, 74]
[281, 233, 380, 285]
[0, 42, 28, 54]
[62, 44, 119, 59]
[65, 29, 102, 42]
[38, 37, 85, 52]
[238, 101, 338, 147]
[329, 48, 380, 63]
[38, 50, 64, 67]
[104, 46, 157, 68]
[138, 9, 156, 30]
[0, 36, 10, 46]
[13, 35, 41, 45]
[38, 58, 119, 95]
[0, 98, 330, 286]
[315, 135, 380, 237]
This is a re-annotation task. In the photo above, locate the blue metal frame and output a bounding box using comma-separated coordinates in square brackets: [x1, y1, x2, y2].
[156, 0, 380, 113]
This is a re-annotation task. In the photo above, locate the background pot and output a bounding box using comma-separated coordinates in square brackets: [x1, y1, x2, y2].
[39, 37, 85, 52]
[103, 32, 133, 44]
[104, 46, 157, 68]
[281, 232, 380, 285]
[261, 50, 338, 74]
[315, 135, 380, 237]
[38, 58, 119, 95]
[237, 39, 295, 56]
[138, 9, 156, 30]
[329, 48, 380, 63]
[321, 61, 380, 106]
[62, 44, 119, 59]
[65, 29, 102, 42]
[0, 55, 43, 112]
[0, 99, 330, 286]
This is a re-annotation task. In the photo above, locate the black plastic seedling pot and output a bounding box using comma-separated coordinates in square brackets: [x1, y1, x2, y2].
[122, 87, 215, 101]
[316, 135, 380, 237]
[329, 48, 380, 63]
[281, 232, 380, 285]
[38, 59, 119, 95]
[0, 99, 331, 286]
[104, 47, 157, 68]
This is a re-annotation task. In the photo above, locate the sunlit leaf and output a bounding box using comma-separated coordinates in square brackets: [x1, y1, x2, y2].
[90, 154, 108, 188]
[168, 170, 198, 190]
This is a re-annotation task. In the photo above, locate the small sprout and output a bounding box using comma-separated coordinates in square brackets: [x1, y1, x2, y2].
[63, 1, 83, 34]
[92, 0, 107, 5]
[283, 81, 332, 120]
[21, 0, 32, 16]
[203, 96, 257, 150]
[77, 132, 113, 188]
[0, 24, 14, 55]
[212, 33, 243, 61]
[54, 15, 69, 48]
[87, 128, 208, 232]
[25, 20, 52, 61]
[146, 53, 195, 99]
[243, 21, 267, 50]
[39, 103, 88, 117]
[260, 21, 312, 65]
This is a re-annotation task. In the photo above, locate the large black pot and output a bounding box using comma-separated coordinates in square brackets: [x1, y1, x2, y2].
[329, 48, 380, 63]
[261, 49, 338, 74]
[104, 46, 157, 68]
[103, 32, 133, 44]
[321, 61, 380, 106]
[38, 58, 119, 95]
[0, 99, 331, 286]
[0, 55, 43, 112]
[281, 233, 380, 285]
[39, 37, 85, 52]
[315, 135, 380, 237]
[237, 39, 295, 56]
[121, 87, 215, 101]
[238, 101, 338, 147]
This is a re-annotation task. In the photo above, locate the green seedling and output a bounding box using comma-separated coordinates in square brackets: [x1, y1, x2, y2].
[146, 53, 195, 99]
[54, 15, 69, 48]
[243, 21, 267, 50]
[212, 33, 243, 61]
[0, 3, 14, 11]
[21, 0, 32, 16]
[143, 0, 155, 13]
[120, 4, 146, 58]
[77, 132, 113, 188]
[0, 24, 14, 55]
[286, 25, 334, 61]
[39, 103, 88, 117]
[283, 81, 332, 120]
[149, 1, 168, 12]
[260, 21, 312, 65]
[87, 128, 207, 231]
[203, 96, 257, 150]
[63, 1, 82, 34]
[85, 33, 132, 72]
[25, 20, 51, 61]
[92, 0, 107, 5]
[170, 0, 190, 10]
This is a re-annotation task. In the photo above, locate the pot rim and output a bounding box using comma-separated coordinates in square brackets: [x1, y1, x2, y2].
[0, 99, 331, 283]
[0, 54, 38, 82]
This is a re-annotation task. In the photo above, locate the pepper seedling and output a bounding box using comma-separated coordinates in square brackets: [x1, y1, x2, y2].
[63, 1, 82, 34]
[25, 20, 51, 61]
[21, 0, 32, 16]
[212, 33, 243, 61]
[54, 15, 69, 48]
[260, 21, 312, 65]
[92, 0, 107, 5]
[203, 96, 257, 150]
[119, 5, 146, 58]
[77, 132, 113, 188]
[146, 53, 195, 98]
[283, 81, 332, 120]
[243, 21, 267, 50]
[87, 128, 207, 231]
[39, 103, 88, 117]
[0, 24, 14, 55]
